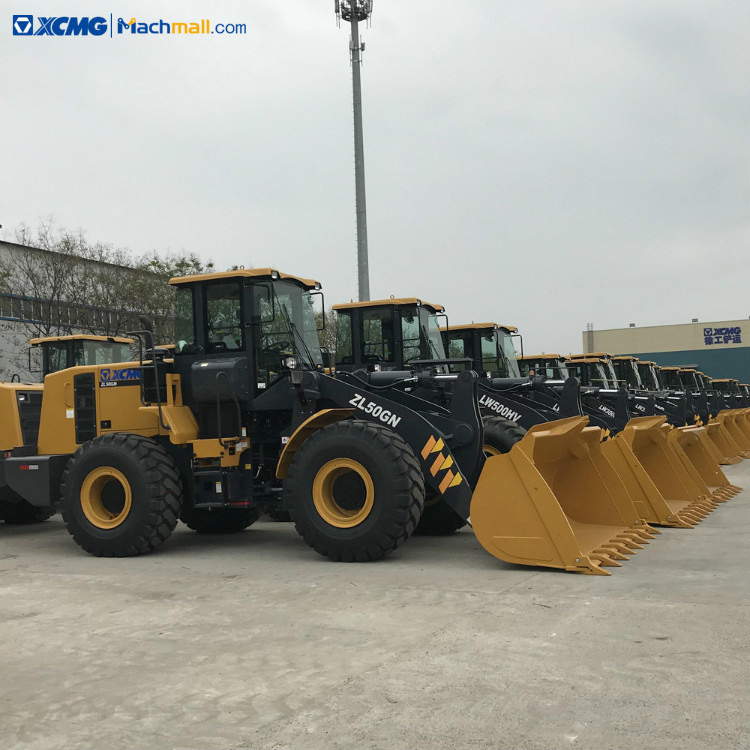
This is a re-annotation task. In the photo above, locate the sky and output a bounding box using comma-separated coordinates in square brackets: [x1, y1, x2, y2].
[1, 0, 748, 354]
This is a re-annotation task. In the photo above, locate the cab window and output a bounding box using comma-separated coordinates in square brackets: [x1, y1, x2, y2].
[335, 310, 354, 365]
[205, 282, 243, 353]
[360, 308, 393, 363]
[401, 309, 421, 364]
[46, 343, 69, 374]
[481, 334, 502, 375]
[446, 332, 471, 371]
[174, 287, 196, 354]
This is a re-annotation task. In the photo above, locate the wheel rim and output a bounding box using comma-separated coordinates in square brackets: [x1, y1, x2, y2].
[483, 444, 502, 457]
[80, 466, 132, 529]
[312, 458, 374, 528]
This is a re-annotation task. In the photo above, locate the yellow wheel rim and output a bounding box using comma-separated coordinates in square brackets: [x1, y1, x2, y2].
[483, 444, 502, 457]
[80, 466, 132, 529]
[312, 458, 374, 528]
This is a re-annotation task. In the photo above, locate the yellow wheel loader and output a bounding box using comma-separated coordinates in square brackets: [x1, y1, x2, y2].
[30, 335, 134, 378]
[331, 297, 663, 572]
[1, 272, 658, 574]
[0, 335, 134, 524]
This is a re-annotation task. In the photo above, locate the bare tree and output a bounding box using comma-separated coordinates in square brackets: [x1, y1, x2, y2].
[3, 220, 81, 339]
[128, 251, 215, 344]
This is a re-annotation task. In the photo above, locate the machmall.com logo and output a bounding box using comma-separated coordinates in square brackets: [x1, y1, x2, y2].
[12, 14, 246, 37]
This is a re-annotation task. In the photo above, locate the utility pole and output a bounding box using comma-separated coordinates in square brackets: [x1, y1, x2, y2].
[335, 1, 373, 301]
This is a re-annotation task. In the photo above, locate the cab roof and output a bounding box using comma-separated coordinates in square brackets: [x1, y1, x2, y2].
[517, 353, 562, 360]
[637, 360, 656, 366]
[565, 357, 608, 365]
[611, 355, 639, 362]
[332, 297, 444, 313]
[169, 268, 321, 289]
[569, 352, 612, 359]
[29, 335, 133, 345]
[440, 323, 517, 333]
[659, 366, 681, 371]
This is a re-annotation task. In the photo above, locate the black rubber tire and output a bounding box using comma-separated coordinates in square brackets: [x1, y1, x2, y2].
[483, 415, 526, 454]
[180, 507, 258, 534]
[0, 501, 55, 524]
[414, 416, 526, 536]
[284, 420, 424, 562]
[61, 433, 182, 557]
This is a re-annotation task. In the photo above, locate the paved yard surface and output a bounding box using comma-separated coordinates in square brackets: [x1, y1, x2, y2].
[1, 463, 748, 750]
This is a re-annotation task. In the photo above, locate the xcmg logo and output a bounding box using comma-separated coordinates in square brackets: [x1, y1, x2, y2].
[13, 14, 108, 36]
[99, 367, 141, 388]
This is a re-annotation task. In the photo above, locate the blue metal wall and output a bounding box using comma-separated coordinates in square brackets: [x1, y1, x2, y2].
[629, 347, 750, 382]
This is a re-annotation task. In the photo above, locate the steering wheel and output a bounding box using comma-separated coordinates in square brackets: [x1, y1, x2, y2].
[264, 339, 293, 354]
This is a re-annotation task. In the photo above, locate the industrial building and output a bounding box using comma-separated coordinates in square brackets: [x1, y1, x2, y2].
[582, 319, 750, 382]
[0, 239, 145, 381]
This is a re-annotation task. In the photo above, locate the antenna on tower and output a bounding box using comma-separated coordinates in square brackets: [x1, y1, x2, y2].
[335, 1, 373, 302]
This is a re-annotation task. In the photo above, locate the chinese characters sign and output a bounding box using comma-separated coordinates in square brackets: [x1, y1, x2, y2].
[704, 326, 742, 346]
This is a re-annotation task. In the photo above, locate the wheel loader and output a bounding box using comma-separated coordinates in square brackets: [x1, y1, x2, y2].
[450, 336, 741, 519]
[0, 335, 135, 524]
[611, 355, 694, 425]
[331, 297, 696, 555]
[441, 327, 642, 436]
[30, 335, 134, 378]
[705, 378, 750, 460]
[332, 304, 584, 534]
[0, 270, 661, 574]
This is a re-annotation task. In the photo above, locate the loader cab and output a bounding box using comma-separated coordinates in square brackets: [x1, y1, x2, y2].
[611, 356, 644, 390]
[30, 335, 133, 378]
[697, 373, 712, 391]
[658, 367, 685, 392]
[569, 352, 621, 389]
[332, 298, 447, 372]
[169, 268, 324, 402]
[713, 379, 743, 404]
[564, 357, 614, 389]
[678, 369, 703, 394]
[636, 361, 662, 391]
[517, 354, 569, 381]
[442, 324, 522, 378]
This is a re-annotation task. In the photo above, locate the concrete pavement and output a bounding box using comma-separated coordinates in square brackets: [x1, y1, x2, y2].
[0, 463, 748, 750]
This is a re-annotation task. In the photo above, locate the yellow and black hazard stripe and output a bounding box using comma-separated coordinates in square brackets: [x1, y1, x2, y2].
[420, 436, 463, 494]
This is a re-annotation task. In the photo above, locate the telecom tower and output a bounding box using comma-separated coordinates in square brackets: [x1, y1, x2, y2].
[335, 0, 373, 302]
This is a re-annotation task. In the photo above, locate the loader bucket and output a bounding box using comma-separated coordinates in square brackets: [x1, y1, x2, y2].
[601, 438, 692, 528]
[471, 417, 657, 576]
[718, 412, 750, 457]
[619, 417, 719, 524]
[736, 410, 750, 441]
[704, 418, 744, 464]
[671, 427, 742, 500]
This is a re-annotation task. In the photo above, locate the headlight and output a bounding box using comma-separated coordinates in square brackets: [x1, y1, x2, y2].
[283, 355, 298, 370]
